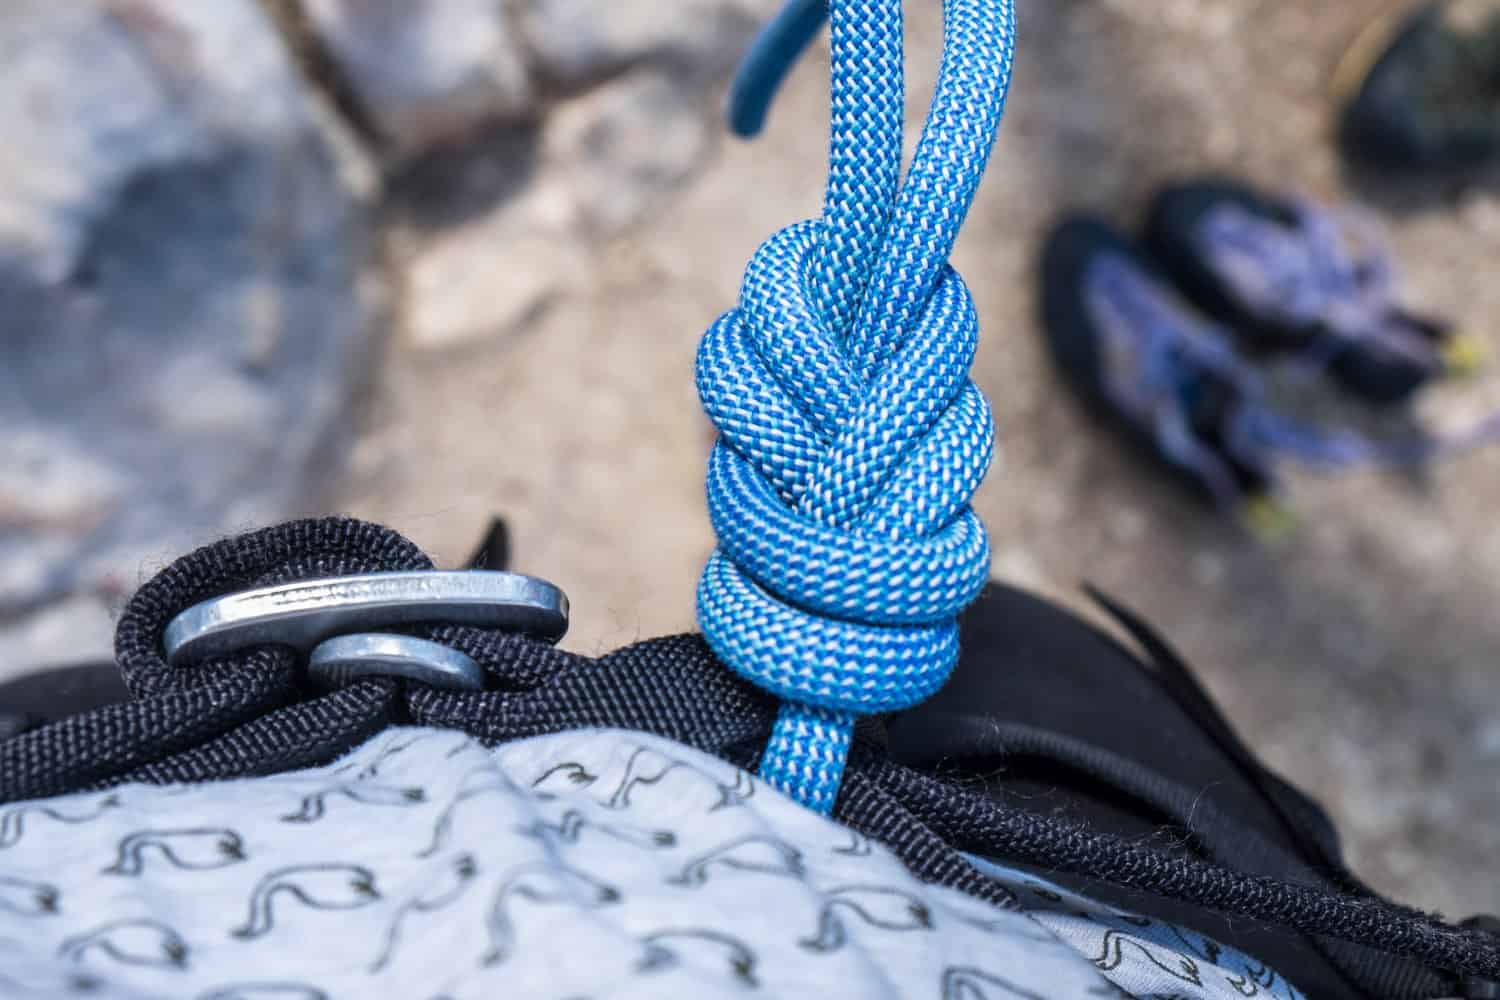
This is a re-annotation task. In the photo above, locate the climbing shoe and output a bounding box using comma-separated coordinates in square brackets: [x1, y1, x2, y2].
[1040, 217, 1283, 521]
[1145, 178, 1470, 405]
[1337, 0, 1500, 171]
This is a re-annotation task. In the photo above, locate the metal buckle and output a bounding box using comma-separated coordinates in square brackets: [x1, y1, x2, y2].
[308, 633, 488, 692]
[163, 571, 570, 689]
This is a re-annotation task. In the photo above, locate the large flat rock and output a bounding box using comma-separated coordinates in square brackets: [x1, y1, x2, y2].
[0, 0, 385, 663]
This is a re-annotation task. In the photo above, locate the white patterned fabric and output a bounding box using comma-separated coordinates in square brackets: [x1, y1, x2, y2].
[0, 727, 1296, 999]
[966, 855, 1308, 1000]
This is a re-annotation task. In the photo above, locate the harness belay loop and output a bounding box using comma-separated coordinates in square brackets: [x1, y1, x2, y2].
[695, 0, 1017, 812]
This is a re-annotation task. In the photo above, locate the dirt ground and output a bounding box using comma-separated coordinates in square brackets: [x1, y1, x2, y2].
[337, 0, 1500, 919]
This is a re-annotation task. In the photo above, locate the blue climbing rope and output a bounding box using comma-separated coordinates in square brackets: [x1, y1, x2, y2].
[696, 0, 1017, 813]
[725, 0, 830, 139]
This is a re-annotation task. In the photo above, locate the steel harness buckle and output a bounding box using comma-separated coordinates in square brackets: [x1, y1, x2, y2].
[162, 572, 570, 693]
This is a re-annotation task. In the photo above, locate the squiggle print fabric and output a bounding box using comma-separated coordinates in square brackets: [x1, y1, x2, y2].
[0, 728, 1299, 999]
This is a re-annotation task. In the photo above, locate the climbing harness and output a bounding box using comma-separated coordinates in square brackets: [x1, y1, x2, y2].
[697, 0, 1014, 813]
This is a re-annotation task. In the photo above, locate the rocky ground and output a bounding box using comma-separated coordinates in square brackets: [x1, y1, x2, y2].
[2, 0, 1497, 920]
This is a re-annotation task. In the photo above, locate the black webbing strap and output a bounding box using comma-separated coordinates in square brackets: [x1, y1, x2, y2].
[0, 517, 1495, 993]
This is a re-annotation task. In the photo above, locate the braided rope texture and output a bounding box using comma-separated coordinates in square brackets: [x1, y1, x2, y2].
[697, 0, 1017, 812]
